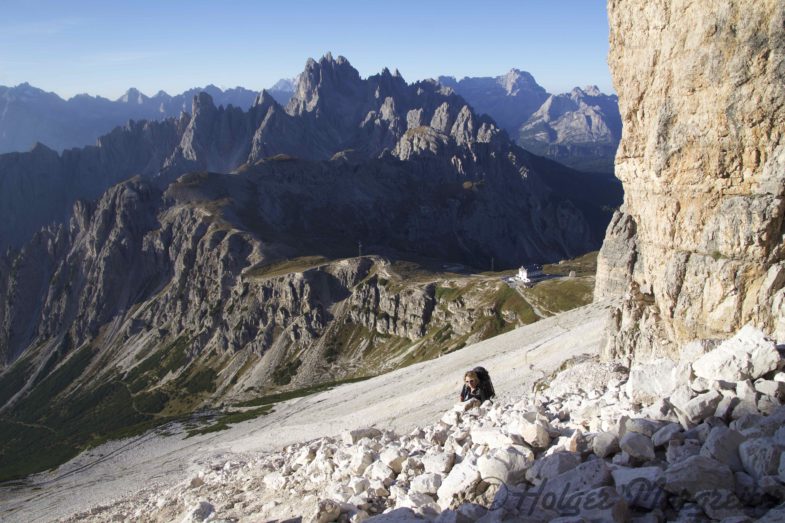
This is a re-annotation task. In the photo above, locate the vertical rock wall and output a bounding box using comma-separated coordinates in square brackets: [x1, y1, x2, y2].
[597, 0, 785, 361]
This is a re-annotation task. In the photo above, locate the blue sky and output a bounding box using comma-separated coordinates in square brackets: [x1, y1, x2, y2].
[0, 1, 612, 100]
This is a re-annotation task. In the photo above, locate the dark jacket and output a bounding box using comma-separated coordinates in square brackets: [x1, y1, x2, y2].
[460, 384, 491, 403]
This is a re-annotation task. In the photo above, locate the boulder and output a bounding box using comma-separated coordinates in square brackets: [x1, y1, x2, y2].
[379, 447, 408, 473]
[619, 432, 655, 461]
[410, 473, 443, 495]
[623, 418, 663, 438]
[592, 432, 620, 458]
[681, 390, 723, 424]
[396, 492, 440, 516]
[422, 451, 456, 475]
[760, 503, 785, 522]
[470, 428, 522, 448]
[692, 326, 779, 382]
[626, 359, 677, 404]
[436, 460, 481, 510]
[441, 410, 461, 426]
[515, 418, 552, 449]
[668, 384, 697, 412]
[662, 455, 734, 498]
[311, 499, 341, 523]
[652, 423, 682, 447]
[715, 395, 740, 420]
[348, 477, 371, 495]
[476, 445, 533, 485]
[695, 489, 746, 520]
[759, 395, 782, 415]
[755, 380, 785, 399]
[611, 466, 666, 510]
[350, 449, 375, 475]
[367, 461, 396, 486]
[739, 438, 783, 480]
[343, 428, 383, 445]
[569, 486, 629, 522]
[666, 438, 702, 464]
[186, 501, 214, 522]
[700, 427, 746, 472]
[526, 452, 582, 484]
[538, 459, 612, 499]
[684, 422, 713, 444]
[263, 471, 286, 490]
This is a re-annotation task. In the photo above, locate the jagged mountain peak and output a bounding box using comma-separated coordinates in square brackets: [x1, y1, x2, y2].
[499, 68, 543, 96]
[270, 77, 297, 92]
[253, 89, 281, 109]
[118, 87, 149, 104]
[192, 91, 216, 112]
[581, 85, 603, 97]
[29, 141, 58, 156]
[287, 53, 364, 116]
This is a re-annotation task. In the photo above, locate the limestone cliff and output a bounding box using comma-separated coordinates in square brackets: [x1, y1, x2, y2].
[597, 0, 785, 361]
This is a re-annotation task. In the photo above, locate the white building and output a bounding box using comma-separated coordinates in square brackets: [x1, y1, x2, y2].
[516, 265, 543, 283]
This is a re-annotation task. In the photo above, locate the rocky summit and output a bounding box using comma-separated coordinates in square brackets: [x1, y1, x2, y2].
[596, 0, 785, 363]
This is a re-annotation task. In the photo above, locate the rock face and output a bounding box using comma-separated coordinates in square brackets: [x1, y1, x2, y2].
[597, 0, 785, 362]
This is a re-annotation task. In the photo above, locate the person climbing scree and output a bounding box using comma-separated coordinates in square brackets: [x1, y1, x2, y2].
[460, 367, 495, 403]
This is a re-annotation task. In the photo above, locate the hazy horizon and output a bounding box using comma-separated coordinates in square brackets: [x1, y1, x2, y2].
[1, 1, 613, 100]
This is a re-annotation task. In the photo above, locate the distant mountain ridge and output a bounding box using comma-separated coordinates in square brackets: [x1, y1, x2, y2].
[1, 69, 620, 172]
[436, 72, 621, 173]
[267, 70, 622, 173]
[0, 54, 619, 256]
[0, 83, 259, 154]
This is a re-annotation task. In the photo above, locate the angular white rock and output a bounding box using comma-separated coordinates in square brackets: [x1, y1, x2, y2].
[476, 445, 533, 485]
[409, 472, 442, 495]
[692, 325, 780, 382]
[626, 358, 677, 404]
[470, 428, 522, 448]
[342, 428, 383, 445]
[421, 451, 455, 475]
[436, 460, 481, 509]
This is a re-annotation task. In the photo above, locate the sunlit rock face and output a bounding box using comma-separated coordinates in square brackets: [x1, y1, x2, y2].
[597, 0, 785, 361]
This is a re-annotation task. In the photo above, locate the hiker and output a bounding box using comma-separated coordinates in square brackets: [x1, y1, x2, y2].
[460, 367, 495, 403]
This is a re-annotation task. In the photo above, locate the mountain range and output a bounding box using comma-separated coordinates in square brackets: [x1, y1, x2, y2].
[0, 53, 621, 480]
[0, 70, 620, 173]
[438, 72, 621, 173]
[0, 83, 258, 154]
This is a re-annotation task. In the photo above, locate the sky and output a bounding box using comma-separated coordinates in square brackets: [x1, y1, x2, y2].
[0, 1, 612, 100]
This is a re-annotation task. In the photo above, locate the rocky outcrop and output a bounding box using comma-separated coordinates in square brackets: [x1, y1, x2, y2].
[597, 0, 785, 361]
